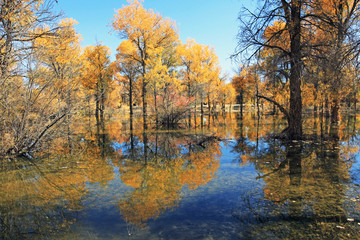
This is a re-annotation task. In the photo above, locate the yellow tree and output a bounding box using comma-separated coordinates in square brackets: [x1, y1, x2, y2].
[111, 0, 179, 130]
[34, 18, 82, 150]
[177, 39, 220, 125]
[0, 0, 61, 156]
[146, 44, 179, 128]
[0, 0, 59, 84]
[81, 44, 113, 126]
[218, 81, 236, 112]
[115, 39, 139, 125]
[232, 66, 257, 116]
[310, 0, 360, 124]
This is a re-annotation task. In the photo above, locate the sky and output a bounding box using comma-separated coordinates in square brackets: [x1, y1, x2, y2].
[55, 0, 251, 78]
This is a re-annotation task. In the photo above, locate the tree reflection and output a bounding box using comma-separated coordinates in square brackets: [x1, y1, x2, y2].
[0, 128, 116, 239]
[115, 132, 221, 228]
[232, 114, 360, 239]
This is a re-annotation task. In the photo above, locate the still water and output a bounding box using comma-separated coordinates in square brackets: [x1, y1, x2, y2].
[2, 113, 360, 239]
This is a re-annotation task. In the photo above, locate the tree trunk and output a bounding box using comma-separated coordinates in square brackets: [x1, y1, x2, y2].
[208, 94, 211, 114]
[330, 1, 345, 126]
[324, 97, 330, 118]
[331, 99, 340, 124]
[142, 71, 148, 130]
[95, 92, 100, 126]
[240, 91, 244, 118]
[188, 83, 191, 128]
[66, 87, 72, 151]
[87, 97, 92, 136]
[355, 95, 357, 112]
[201, 93, 204, 128]
[154, 84, 158, 129]
[194, 95, 197, 129]
[129, 74, 133, 120]
[314, 104, 318, 118]
[287, 0, 303, 140]
[100, 90, 105, 124]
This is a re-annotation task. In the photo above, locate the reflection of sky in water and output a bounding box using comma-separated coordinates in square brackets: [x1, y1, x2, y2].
[67, 143, 264, 239]
[62, 135, 360, 239]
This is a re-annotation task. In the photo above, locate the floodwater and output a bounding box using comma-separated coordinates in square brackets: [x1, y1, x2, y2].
[2, 113, 360, 239]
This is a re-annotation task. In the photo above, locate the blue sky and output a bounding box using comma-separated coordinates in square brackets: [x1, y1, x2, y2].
[55, 0, 251, 77]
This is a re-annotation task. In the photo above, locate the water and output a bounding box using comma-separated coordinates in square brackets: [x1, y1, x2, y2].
[1, 113, 360, 239]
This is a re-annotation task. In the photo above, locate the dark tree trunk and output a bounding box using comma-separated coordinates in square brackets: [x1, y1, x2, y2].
[314, 104, 318, 118]
[66, 87, 72, 151]
[129, 75, 133, 120]
[188, 84, 191, 128]
[287, 0, 303, 140]
[330, 1, 345, 126]
[201, 93, 204, 128]
[154, 84, 158, 129]
[95, 92, 100, 125]
[194, 95, 197, 129]
[88, 97, 92, 135]
[331, 99, 340, 124]
[143, 131, 148, 164]
[208, 94, 211, 114]
[355, 95, 357, 112]
[100, 91, 105, 124]
[142, 66, 148, 130]
[240, 91, 244, 118]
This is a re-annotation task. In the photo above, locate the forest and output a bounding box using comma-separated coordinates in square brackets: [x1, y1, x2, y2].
[0, 0, 235, 157]
[1, 0, 360, 158]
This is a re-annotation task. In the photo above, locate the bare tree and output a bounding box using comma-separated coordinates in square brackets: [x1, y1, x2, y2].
[234, 0, 303, 139]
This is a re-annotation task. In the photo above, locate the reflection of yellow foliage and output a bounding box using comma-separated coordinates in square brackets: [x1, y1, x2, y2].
[263, 174, 290, 204]
[0, 138, 116, 208]
[118, 138, 221, 228]
[179, 142, 220, 190]
[119, 162, 182, 228]
[260, 141, 352, 218]
[120, 164, 143, 188]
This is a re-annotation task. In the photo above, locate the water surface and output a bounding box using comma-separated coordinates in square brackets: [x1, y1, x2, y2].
[2, 113, 360, 239]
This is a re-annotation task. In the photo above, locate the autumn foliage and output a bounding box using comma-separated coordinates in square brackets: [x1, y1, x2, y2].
[0, 0, 235, 157]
